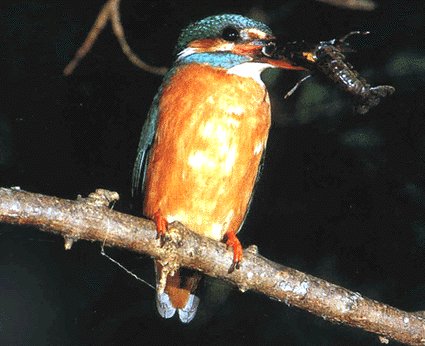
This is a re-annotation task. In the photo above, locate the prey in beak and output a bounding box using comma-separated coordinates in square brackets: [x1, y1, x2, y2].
[266, 31, 395, 113]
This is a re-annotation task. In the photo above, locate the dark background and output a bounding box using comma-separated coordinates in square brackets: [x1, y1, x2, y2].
[1, 0, 424, 344]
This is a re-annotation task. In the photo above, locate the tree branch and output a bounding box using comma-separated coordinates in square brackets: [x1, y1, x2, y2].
[315, 0, 377, 11]
[0, 187, 424, 345]
[63, 0, 167, 76]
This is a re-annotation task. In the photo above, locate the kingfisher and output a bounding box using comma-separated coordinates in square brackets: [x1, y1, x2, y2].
[132, 14, 301, 323]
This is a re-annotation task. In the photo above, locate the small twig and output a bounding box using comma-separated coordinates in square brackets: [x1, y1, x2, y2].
[1, 187, 425, 345]
[109, 0, 167, 75]
[63, 1, 111, 76]
[315, 0, 377, 11]
[64, 0, 167, 76]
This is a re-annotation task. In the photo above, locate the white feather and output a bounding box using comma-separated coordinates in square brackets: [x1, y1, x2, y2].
[156, 292, 176, 319]
[178, 294, 200, 323]
[177, 47, 198, 61]
[227, 62, 273, 87]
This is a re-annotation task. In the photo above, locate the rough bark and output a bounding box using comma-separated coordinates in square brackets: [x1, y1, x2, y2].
[0, 187, 424, 344]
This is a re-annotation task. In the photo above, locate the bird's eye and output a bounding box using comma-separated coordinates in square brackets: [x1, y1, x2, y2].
[221, 26, 240, 42]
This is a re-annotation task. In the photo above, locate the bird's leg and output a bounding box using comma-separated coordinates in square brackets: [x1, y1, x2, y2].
[283, 74, 312, 99]
[153, 209, 168, 246]
[225, 231, 243, 273]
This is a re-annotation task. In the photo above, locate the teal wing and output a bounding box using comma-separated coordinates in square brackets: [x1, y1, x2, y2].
[131, 93, 160, 197]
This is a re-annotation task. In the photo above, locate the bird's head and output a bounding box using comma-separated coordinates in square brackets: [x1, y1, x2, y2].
[174, 14, 300, 71]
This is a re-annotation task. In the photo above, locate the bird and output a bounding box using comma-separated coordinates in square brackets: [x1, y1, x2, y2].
[132, 13, 302, 323]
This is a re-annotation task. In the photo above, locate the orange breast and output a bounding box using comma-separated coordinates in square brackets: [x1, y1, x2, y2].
[143, 63, 271, 241]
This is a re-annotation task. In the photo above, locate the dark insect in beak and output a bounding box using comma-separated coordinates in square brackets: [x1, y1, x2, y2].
[272, 31, 395, 114]
[262, 41, 277, 58]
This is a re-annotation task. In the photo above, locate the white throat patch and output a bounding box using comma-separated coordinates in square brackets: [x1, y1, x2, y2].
[227, 62, 273, 87]
[177, 47, 198, 61]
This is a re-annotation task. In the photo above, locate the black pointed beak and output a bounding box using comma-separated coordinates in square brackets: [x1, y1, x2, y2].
[259, 40, 306, 70]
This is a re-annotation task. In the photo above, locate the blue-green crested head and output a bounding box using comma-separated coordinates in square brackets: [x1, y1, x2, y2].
[171, 14, 300, 71]
[174, 14, 273, 56]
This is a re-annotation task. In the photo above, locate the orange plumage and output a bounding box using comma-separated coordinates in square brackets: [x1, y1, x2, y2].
[143, 63, 271, 312]
[144, 64, 271, 241]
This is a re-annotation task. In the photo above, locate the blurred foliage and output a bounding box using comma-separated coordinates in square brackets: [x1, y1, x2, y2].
[387, 51, 425, 80]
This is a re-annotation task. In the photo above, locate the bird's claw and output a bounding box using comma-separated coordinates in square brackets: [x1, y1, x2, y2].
[156, 232, 167, 247]
[228, 260, 240, 274]
[225, 231, 243, 274]
[153, 209, 168, 247]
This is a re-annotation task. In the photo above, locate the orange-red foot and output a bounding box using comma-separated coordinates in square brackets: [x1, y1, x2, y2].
[153, 209, 168, 246]
[225, 231, 243, 274]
